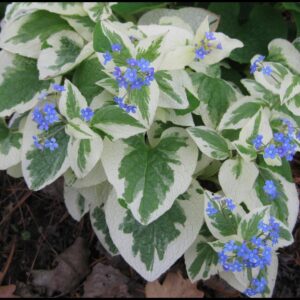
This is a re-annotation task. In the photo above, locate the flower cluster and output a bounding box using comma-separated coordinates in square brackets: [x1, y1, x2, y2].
[206, 196, 236, 217]
[32, 84, 66, 151]
[245, 278, 267, 297]
[250, 55, 272, 76]
[113, 58, 155, 90]
[252, 119, 299, 161]
[218, 216, 280, 296]
[194, 31, 222, 61]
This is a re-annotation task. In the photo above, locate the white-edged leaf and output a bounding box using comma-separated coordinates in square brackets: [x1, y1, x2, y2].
[187, 126, 230, 160]
[155, 70, 190, 109]
[105, 179, 204, 281]
[68, 135, 103, 179]
[64, 161, 107, 189]
[185, 234, 220, 282]
[91, 105, 146, 141]
[268, 38, 300, 75]
[63, 185, 89, 222]
[37, 31, 93, 80]
[0, 50, 54, 117]
[7, 163, 23, 178]
[218, 96, 263, 131]
[204, 191, 245, 241]
[101, 127, 198, 225]
[0, 11, 73, 59]
[218, 158, 259, 205]
[21, 116, 70, 191]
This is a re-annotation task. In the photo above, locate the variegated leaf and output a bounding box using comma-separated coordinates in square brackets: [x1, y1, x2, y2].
[101, 127, 198, 225]
[105, 179, 204, 281]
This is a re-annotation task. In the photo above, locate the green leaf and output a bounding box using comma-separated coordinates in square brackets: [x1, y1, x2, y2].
[185, 235, 220, 282]
[187, 126, 230, 160]
[102, 127, 198, 225]
[208, 3, 288, 63]
[91, 205, 119, 255]
[204, 191, 244, 240]
[192, 73, 237, 128]
[91, 105, 145, 140]
[72, 56, 107, 104]
[0, 119, 22, 170]
[137, 35, 164, 62]
[218, 97, 262, 131]
[105, 179, 204, 281]
[93, 22, 111, 53]
[22, 121, 70, 191]
[175, 89, 200, 116]
[1, 10, 73, 58]
[0, 51, 53, 117]
[37, 31, 93, 79]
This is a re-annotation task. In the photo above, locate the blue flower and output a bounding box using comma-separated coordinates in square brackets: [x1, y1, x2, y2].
[252, 134, 263, 150]
[225, 198, 236, 211]
[206, 202, 218, 216]
[52, 84, 65, 92]
[103, 51, 112, 65]
[116, 76, 128, 89]
[250, 63, 257, 74]
[111, 43, 122, 52]
[131, 78, 144, 90]
[44, 138, 58, 151]
[216, 42, 223, 50]
[124, 68, 138, 83]
[127, 58, 137, 67]
[81, 107, 94, 122]
[262, 66, 272, 76]
[274, 132, 285, 143]
[137, 58, 150, 72]
[263, 144, 278, 159]
[113, 66, 122, 78]
[33, 136, 43, 150]
[258, 220, 270, 234]
[205, 31, 216, 41]
[263, 180, 277, 199]
[195, 46, 208, 60]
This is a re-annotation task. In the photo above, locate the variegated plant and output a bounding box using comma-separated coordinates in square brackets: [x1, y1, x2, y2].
[0, 2, 299, 298]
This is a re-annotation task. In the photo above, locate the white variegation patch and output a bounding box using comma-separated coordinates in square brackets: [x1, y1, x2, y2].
[6, 163, 23, 178]
[105, 179, 204, 281]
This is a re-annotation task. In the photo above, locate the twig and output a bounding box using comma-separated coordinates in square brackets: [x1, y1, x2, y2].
[0, 191, 32, 227]
[0, 235, 17, 285]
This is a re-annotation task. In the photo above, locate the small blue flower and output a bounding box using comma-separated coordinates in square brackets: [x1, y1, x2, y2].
[124, 68, 138, 83]
[195, 46, 208, 60]
[103, 51, 112, 65]
[52, 84, 65, 92]
[113, 66, 122, 78]
[205, 31, 216, 41]
[116, 76, 128, 89]
[206, 202, 218, 216]
[263, 180, 277, 199]
[32, 107, 44, 123]
[250, 63, 257, 74]
[131, 78, 144, 90]
[258, 220, 270, 234]
[262, 65, 272, 76]
[137, 58, 150, 72]
[111, 43, 122, 52]
[33, 136, 43, 150]
[81, 107, 94, 122]
[252, 134, 263, 150]
[263, 144, 278, 159]
[127, 58, 137, 67]
[225, 198, 236, 211]
[44, 138, 58, 151]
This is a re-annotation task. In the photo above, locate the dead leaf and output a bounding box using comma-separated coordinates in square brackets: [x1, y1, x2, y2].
[0, 285, 19, 298]
[145, 272, 204, 298]
[31, 237, 90, 296]
[83, 263, 131, 298]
